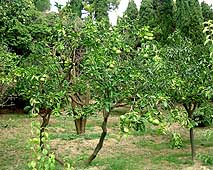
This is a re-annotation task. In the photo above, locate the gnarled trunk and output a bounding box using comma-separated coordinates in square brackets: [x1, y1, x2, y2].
[86, 109, 110, 164]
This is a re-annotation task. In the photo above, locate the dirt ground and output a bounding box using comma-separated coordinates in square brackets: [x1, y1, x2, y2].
[0, 113, 212, 170]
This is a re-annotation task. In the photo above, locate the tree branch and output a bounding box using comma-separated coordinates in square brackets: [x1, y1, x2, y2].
[70, 95, 84, 106]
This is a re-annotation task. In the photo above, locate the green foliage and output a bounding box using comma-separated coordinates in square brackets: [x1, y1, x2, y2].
[160, 31, 212, 159]
[0, 47, 18, 106]
[194, 103, 213, 126]
[29, 121, 73, 170]
[84, 0, 119, 21]
[16, 54, 67, 111]
[0, 0, 40, 55]
[34, 0, 51, 12]
[197, 154, 213, 165]
[29, 121, 56, 170]
[120, 111, 146, 133]
[139, 0, 155, 27]
[169, 108, 195, 128]
[93, 0, 109, 21]
[81, 19, 161, 117]
[123, 0, 138, 22]
[162, 32, 212, 106]
[175, 0, 204, 44]
[203, 20, 213, 57]
[1, 0, 213, 166]
[62, 0, 83, 18]
[170, 132, 183, 149]
[153, 0, 174, 41]
[201, 2, 213, 21]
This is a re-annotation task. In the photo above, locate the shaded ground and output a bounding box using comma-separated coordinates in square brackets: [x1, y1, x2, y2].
[0, 113, 212, 170]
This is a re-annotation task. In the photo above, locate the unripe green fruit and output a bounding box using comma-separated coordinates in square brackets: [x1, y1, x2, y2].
[116, 49, 121, 54]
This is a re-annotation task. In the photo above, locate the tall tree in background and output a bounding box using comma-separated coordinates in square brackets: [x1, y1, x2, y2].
[176, 0, 204, 44]
[34, 0, 51, 12]
[117, 0, 139, 49]
[64, 0, 83, 17]
[123, 0, 139, 22]
[153, 0, 174, 41]
[84, 0, 119, 22]
[139, 0, 155, 27]
[93, 0, 109, 21]
[201, 1, 213, 21]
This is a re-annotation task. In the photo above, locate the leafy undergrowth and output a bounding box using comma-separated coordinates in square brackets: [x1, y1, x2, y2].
[0, 113, 212, 170]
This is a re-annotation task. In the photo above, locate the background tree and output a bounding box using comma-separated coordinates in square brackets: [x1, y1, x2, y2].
[93, 0, 109, 21]
[84, 0, 119, 22]
[161, 32, 213, 160]
[201, 1, 213, 21]
[175, 0, 204, 44]
[0, 0, 39, 56]
[204, 20, 213, 57]
[62, 0, 83, 18]
[0, 48, 18, 107]
[153, 0, 174, 41]
[123, 0, 139, 22]
[34, 0, 51, 12]
[139, 0, 155, 27]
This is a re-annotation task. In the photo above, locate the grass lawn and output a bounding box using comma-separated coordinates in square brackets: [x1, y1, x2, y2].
[0, 113, 212, 170]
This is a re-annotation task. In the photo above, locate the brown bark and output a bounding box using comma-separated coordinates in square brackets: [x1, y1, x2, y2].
[81, 118, 87, 134]
[86, 109, 110, 164]
[74, 118, 87, 134]
[190, 127, 195, 160]
[183, 103, 197, 161]
[75, 119, 80, 134]
[38, 109, 65, 166]
[39, 108, 51, 151]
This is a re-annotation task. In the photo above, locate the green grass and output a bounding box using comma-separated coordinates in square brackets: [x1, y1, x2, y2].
[134, 139, 170, 150]
[49, 132, 106, 140]
[91, 154, 145, 170]
[197, 153, 213, 166]
[0, 113, 212, 170]
[152, 153, 193, 165]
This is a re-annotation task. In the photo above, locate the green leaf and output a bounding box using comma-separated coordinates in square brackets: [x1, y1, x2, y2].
[42, 149, 48, 155]
[30, 161, 36, 168]
[123, 127, 129, 133]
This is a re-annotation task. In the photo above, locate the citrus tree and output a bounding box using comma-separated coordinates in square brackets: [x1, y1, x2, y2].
[48, 5, 92, 134]
[77, 16, 168, 164]
[15, 52, 68, 149]
[161, 32, 213, 160]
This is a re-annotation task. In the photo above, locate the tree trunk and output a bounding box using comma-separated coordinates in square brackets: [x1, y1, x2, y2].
[75, 119, 81, 134]
[39, 109, 51, 151]
[183, 103, 197, 161]
[81, 118, 87, 134]
[190, 127, 195, 160]
[74, 118, 87, 134]
[86, 109, 110, 164]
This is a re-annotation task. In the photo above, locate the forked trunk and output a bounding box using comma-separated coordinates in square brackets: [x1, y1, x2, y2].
[183, 103, 197, 161]
[86, 109, 110, 164]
